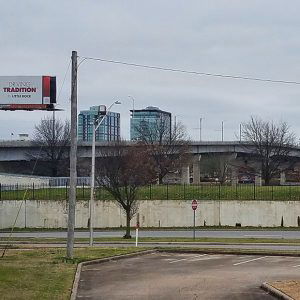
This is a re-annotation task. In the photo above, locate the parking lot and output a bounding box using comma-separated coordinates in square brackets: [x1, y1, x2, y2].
[77, 252, 300, 299]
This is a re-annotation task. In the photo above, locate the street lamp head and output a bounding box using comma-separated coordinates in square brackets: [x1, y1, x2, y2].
[115, 101, 121, 105]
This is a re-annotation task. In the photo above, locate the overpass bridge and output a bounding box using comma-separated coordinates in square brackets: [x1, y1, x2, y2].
[0, 140, 300, 185]
[1, 140, 300, 161]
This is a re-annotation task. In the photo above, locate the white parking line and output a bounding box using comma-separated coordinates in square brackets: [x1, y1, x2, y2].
[233, 256, 268, 266]
[243, 235, 281, 237]
[169, 254, 207, 264]
[190, 256, 218, 262]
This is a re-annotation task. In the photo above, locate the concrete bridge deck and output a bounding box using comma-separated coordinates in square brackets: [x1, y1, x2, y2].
[1, 140, 300, 161]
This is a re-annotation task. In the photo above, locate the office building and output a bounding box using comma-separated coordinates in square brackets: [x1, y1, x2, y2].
[130, 106, 171, 141]
[78, 106, 120, 141]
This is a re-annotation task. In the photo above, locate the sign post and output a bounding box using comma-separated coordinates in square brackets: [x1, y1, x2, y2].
[191, 200, 198, 240]
[135, 213, 140, 247]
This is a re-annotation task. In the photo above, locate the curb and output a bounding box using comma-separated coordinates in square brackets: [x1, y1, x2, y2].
[70, 249, 156, 300]
[156, 248, 300, 257]
[261, 282, 294, 300]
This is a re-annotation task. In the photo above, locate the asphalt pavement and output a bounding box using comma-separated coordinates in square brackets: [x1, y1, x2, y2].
[77, 252, 300, 299]
[1, 229, 300, 239]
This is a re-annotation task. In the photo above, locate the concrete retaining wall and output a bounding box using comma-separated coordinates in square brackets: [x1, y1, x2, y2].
[0, 200, 300, 229]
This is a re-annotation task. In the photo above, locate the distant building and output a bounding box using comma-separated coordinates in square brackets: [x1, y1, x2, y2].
[130, 106, 171, 141]
[18, 133, 29, 141]
[78, 106, 120, 141]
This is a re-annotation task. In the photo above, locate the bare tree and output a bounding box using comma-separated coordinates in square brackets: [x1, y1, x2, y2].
[242, 116, 296, 185]
[134, 117, 190, 184]
[32, 116, 71, 176]
[95, 141, 156, 238]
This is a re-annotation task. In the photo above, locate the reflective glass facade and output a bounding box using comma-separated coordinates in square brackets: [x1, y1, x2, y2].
[130, 106, 171, 141]
[78, 106, 120, 141]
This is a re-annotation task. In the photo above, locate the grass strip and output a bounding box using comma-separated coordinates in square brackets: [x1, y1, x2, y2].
[1, 237, 300, 244]
[2, 226, 300, 231]
[0, 247, 147, 300]
[269, 280, 300, 299]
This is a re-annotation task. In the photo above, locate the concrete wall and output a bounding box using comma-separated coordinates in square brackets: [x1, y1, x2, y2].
[1, 200, 300, 229]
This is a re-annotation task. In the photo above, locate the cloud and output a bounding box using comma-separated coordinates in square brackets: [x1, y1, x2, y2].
[1, 0, 300, 141]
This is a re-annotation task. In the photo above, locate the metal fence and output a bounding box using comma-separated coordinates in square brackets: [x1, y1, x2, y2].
[0, 183, 300, 201]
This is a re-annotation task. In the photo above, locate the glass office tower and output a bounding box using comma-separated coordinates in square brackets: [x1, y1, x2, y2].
[78, 106, 120, 141]
[130, 106, 171, 141]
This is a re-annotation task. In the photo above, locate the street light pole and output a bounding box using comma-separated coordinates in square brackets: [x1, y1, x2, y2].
[221, 121, 224, 142]
[199, 118, 202, 142]
[128, 95, 135, 118]
[128, 96, 135, 140]
[239, 123, 242, 142]
[89, 101, 121, 246]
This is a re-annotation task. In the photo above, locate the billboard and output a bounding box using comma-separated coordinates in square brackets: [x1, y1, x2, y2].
[0, 76, 56, 110]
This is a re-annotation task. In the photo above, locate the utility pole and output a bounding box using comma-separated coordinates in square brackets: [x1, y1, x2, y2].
[67, 50, 78, 259]
[221, 121, 224, 142]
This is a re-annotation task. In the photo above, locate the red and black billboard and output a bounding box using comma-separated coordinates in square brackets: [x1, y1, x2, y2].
[0, 76, 56, 110]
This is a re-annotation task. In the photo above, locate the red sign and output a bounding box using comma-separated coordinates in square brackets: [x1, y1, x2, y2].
[192, 200, 198, 210]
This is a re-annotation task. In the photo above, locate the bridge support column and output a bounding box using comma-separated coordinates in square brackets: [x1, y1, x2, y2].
[181, 165, 190, 185]
[193, 155, 201, 184]
[231, 168, 238, 186]
[255, 171, 262, 186]
[280, 171, 286, 185]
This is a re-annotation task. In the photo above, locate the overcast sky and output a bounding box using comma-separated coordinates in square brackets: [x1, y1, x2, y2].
[1, 1, 300, 141]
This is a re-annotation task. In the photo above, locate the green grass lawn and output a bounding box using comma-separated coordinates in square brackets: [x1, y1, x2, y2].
[1, 184, 300, 200]
[1, 236, 300, 244]
[0, 247, 146, 300]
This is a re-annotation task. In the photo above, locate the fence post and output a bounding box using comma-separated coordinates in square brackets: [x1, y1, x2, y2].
[82, 183, 85, 199]
[253, 183, 256, 200]
[289, 185, 292, 201]
[235, 183, 238, 199]
[183, 183, 186, 200]
[65, 182, 68, 199]
[218, 184, 221, 200]
[0, 183, 1, 200]
[271, 185, 273, 200]
[32, 183, 35, 200]
[24, 199, 27, 228]
[149, 184, 152, 200]
[166, 183, 169, 200]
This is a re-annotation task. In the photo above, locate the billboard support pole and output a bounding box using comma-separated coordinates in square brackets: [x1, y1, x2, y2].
[67, 51, 78, 259]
